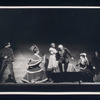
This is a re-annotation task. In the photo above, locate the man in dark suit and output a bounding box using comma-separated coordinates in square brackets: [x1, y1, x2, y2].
[0, 42, 17, 83]
[56, 44, 74, 72]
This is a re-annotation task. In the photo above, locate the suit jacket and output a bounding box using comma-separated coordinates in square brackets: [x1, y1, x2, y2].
[56, 47, 72, 61]
[0, 47, 14, 62]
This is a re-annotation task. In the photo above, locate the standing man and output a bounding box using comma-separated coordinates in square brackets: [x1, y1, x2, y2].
[92, 51, 100, 75]
[92, 51, 100, 81]
[56, 44, 74, 72]
[0, 42, 17, 83]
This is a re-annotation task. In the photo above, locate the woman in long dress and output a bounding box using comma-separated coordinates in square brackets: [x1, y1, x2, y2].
[47, 43, 58, 72]
[22, 44, 48, 83]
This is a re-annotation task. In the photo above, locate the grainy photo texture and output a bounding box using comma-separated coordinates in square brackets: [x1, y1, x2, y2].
[0, 8, 100, 93]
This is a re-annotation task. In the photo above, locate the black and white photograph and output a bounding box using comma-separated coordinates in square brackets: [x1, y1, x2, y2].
[0, 6, 100, 94]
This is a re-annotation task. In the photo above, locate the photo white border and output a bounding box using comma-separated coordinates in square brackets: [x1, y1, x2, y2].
[0, 92, 100, 95]
[0, 6, 100, 9]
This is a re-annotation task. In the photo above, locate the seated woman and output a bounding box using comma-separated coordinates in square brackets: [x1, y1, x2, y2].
[76, 53, 89, 71]
[76, 53, 93, 82]
[22, 44, 48, 83]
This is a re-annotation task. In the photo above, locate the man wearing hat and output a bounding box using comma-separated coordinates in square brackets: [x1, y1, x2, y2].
[56, 44, 74, 72]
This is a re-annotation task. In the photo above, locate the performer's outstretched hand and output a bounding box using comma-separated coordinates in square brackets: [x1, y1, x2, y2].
[71, 57, 74, 60]
[93, 66, 96, 69]
[4, 56, 8, 59]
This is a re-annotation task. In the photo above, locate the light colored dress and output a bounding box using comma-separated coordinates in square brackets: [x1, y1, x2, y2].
[48, 47, 58, 71]
[67, 63, 76, 72]
[22, 54, 48, 83]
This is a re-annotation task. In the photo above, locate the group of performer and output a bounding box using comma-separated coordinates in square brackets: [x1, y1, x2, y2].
[0, 42, 100, 83]
[48, 43, 74, 73]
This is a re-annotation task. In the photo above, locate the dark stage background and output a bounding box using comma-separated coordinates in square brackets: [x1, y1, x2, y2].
[0, 9, 100, 46]
[0, 8, 100, 83]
